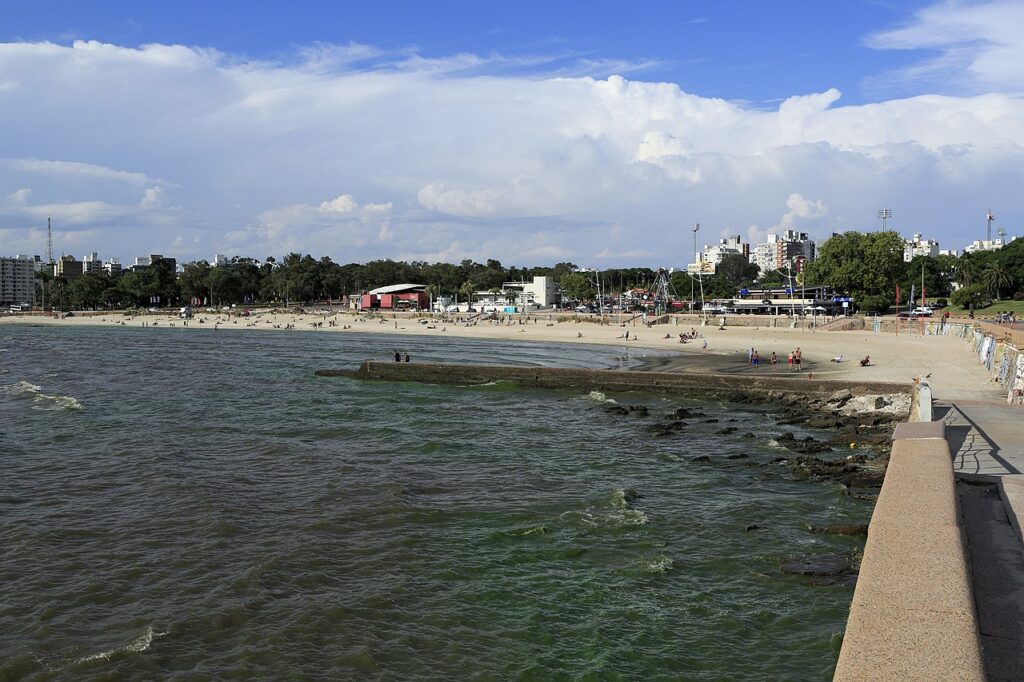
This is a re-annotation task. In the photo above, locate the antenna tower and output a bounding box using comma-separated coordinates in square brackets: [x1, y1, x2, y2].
[986, 210, 994, 243]
[998, 227, 1007, 242]
[46, 217, 54, 264]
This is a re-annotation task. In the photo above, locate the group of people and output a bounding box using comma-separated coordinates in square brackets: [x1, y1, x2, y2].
[393, 350, 411, 362]
[995, 311, 1018, 325]
[746, 346, 802, 371]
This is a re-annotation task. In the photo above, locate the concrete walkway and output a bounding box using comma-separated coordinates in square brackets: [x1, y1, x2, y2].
[935, 398, 1024, 680]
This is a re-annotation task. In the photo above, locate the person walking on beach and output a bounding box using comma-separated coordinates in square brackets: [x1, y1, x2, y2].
[752, 350, 759, 370]
[394, 350, 401, 362]
[770, 351, 778, 371]
[787, 351, 795, 371]
[795, 347, 802, 370]
[702, 339, 708, 351]
[747, 347, 754, 365]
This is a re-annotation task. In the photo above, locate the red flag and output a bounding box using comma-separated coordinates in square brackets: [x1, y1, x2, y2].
[896, 283, 901, 305]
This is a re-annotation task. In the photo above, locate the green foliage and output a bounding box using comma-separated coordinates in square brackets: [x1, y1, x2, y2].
[950, 283, 986, 308]
[805, 231, 905, 299]
[559, 272, 596, 302]
[982, 262, 1015, 299]
[858, 294, 891, 314]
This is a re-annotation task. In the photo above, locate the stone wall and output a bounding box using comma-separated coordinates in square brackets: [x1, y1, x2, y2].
[319, 361, 912, 399]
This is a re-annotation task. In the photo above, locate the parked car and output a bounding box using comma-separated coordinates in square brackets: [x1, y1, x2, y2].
[912, 307, 933, 317]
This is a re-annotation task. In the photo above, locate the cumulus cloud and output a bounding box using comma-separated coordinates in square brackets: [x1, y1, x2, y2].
[0, 28, 1022, 266]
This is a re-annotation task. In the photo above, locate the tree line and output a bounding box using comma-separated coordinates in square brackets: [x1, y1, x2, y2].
[35, 234, 1022, 312]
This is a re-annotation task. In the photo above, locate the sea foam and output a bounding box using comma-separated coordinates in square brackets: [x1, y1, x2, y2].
[75, 626, 165, 665]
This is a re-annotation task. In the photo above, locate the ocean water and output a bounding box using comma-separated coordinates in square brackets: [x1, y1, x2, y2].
[0, 325, 869, 680]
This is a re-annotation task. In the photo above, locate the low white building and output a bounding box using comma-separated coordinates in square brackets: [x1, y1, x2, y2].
[473, 276, 560, 311]
[965, 236, 1016, 253]
[904, 233, 940, 261]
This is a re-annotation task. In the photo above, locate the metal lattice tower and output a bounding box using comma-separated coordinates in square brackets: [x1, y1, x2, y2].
[46, 217, 54, 264]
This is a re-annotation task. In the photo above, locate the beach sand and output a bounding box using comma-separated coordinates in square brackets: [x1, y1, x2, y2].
[1, 311, 999, 401]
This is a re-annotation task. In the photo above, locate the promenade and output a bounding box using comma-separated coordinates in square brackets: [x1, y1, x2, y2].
[936, 388, 1024, 679]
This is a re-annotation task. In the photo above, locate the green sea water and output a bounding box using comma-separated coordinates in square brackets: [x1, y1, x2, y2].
[0, 325, 868, 680]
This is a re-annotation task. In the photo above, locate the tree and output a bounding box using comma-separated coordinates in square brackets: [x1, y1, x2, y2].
[951, 283, 986, 311]
[982, 263, 1014, 299]
[954, 254, 979, 288]
[716, 254, 759, 291]
[805, 230, 904, 299]
[559, 272, 595, 302]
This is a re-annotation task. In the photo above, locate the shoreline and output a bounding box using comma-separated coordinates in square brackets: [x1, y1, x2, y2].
[0, 310, 1001, 400]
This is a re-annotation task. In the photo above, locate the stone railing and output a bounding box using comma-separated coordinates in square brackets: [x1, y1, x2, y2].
[833, 381, 984, 681]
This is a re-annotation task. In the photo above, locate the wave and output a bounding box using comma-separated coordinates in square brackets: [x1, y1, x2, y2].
[1, 380, 82, 410]
[74, 626, 165, 665]
[644, 555, 674, 574]
[559, 488, 649, 529]
[585, 390, 616, 404]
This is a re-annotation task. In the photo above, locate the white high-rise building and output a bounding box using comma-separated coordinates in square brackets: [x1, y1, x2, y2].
[213, 254, 231, 267]
[903, 234, 940, 261]
[700, 235, 749, 265]
[82, 252, 102, 274]
[749, 230, 815, 273]
[104, 258, 122, 276]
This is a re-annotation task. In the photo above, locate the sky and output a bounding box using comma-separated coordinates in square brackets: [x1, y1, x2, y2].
[2, 0, 1024, 267]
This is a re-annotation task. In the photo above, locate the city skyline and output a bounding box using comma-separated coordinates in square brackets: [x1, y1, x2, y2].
[2, 1, 1023, 266]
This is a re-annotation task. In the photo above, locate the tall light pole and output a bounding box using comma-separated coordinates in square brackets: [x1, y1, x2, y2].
[691, 223, 700, 313]
[987, 210, 995, 243]
[877, 208, 892, 231]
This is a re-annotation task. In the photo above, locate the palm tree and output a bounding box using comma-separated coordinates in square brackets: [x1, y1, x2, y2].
[954, 255, 978, 287]
[982, 263, 1014, 300]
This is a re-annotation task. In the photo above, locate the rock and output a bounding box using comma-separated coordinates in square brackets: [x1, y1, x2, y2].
[691, 455, 711, 464]
[829, 389, 853, 405]
[806, 415, 841, 429]
[649, 421, 686, 437]
[671, 407, 702, 419]
[742, 432, 756, 439]
[782, 553, 853, 576]
[704, 418, 719, 423]
[726, 453, 749, 459]
[777, 432, 795, 441]
[605, 405, 629, 416]
[810, 524, 868, 536]
[744, 524, 760, 531]
[627, 405, 649, 417]
[717, 427, 737, 435]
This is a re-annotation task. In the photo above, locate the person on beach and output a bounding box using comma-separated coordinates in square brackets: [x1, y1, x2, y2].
[394, 350, 401, 362]
[702, 339, 708, 351]
[747, 347, 754, 365]
[770, 351, 778, 371]
[403, 352, 410, 362]
[795, 347, 802, 370]
[752, 350, 759, 369]
[787, 351, 794, 370]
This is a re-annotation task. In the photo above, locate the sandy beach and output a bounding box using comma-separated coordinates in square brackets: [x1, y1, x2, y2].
[1, 311, 999, 401]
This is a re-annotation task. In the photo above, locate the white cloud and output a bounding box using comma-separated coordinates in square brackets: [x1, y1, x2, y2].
[0, 35, 1022, 266]
[865, 0, 1024, 95]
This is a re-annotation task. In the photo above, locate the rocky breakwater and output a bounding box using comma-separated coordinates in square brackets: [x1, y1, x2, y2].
[600, 387, 910, 585]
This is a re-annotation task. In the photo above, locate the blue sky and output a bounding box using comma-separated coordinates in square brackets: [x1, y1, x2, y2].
[4, 0, 933, 104]
[1, 1, 1023, 266]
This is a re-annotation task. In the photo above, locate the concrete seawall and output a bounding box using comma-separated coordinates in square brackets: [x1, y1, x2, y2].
[833, 419, 985, 680]
[320, 361, 912, 398]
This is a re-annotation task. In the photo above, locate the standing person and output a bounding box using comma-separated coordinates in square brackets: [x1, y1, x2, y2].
[702, 339, 708, 351]
[770, 351, 778, 371]
[403, 352, 410, 362]
[394, 350, 401, 362]
[795, 347, 802, 371]
[787, 351, 795, 371]
[747, 347, 754, 365]
[752, 350, 759, 370]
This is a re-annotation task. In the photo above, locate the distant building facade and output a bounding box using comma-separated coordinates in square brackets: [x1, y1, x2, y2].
[82, 252, 102, 274]
[1, 255, 37, 308]
[700, 235, 749, 265]
[56, 255, 83, 280]
[750, 230, 815, 273]
[965, 236, 1016, 254]
[904, 233, 940, 261]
